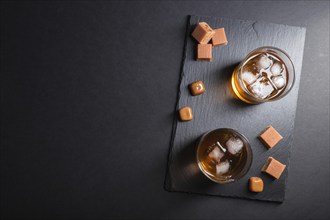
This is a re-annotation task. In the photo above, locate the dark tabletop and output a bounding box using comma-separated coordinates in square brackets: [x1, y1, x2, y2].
[0, 1, 329, 220]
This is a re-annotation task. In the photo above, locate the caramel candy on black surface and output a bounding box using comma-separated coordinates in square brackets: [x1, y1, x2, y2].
[191, 22, 215, 44]
[262, 157, 286, 179]
[179, 106, 193, 121]
[249, 177, 264, 192]
[259, 125, 283, 149]
[197, 44, 212, 61]
[189, 80, 205, 96]
[212, 28, 228, 46]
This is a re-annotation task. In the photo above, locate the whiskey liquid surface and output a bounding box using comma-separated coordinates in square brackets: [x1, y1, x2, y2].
[197, 129, 251, 183]
[232, 52, 289, 104]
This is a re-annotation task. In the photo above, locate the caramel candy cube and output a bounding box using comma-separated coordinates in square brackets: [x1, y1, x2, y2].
[262, 157, 286, 179]
[212, 28, 228, 46]
[179, 106, 193, 121]
[259, 125, 283, 149]
[189, 80, 205, 96]
[197, 44, 212, 61]
[249, 177, 264, 192]
[192, 22, 216, 44]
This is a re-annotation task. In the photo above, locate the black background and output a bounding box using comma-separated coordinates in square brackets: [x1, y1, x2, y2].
[0, 1, 329, 220]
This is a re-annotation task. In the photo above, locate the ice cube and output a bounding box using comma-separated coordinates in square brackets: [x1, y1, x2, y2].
[255, 54, 272, 70]
[242, 71, 258, 85]
[270, 62, 283, 76]
[208, 145, 224, 163]
[249, 78, 275, 99]
[226, 136, 244, 155]
[271, 76, 286, 89]
[216, 160, 230, 175]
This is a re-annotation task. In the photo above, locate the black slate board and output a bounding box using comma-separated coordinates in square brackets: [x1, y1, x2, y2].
[165, 15, 306, 202]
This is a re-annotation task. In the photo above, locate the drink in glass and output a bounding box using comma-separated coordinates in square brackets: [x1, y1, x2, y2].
[231, 47, 295, 104]
[196, 128, 252, 184]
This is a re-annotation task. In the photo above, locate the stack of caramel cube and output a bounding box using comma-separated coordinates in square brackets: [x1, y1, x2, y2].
[191, 22, 228, 62]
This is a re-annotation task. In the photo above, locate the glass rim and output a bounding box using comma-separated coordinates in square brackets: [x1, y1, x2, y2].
[196, 128, 253, 184]
[238, 46, 296, 103]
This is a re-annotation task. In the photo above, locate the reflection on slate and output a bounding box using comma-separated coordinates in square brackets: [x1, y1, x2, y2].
[165, 15, 306, 202]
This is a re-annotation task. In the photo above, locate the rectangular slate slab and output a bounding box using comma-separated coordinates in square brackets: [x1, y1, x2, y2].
[165, 15, 306, 202]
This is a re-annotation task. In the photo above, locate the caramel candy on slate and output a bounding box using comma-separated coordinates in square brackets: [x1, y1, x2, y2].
[192, 22, 215, 44]
[259, 125, 283, 149]
[197, 44, 212, 61]
[179, 106, 193, 121]
[189, 80, 205, 96]
[249, 177, 264, 192]
[212, 28, 228, 46]
[262, 157, 286, 179]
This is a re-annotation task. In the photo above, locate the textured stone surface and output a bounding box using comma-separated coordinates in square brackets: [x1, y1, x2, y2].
[165, 15, 306, 202]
